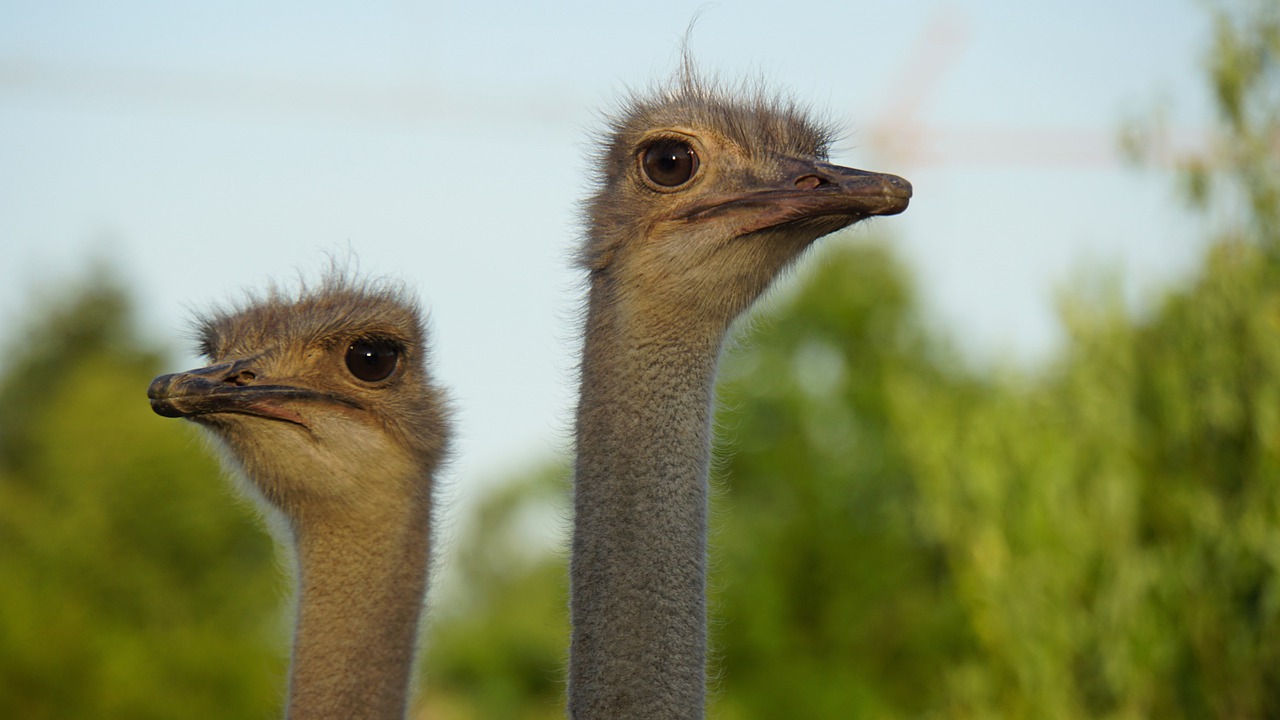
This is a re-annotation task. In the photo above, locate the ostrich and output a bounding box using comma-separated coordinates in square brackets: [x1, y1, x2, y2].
[568, 67, 911, 718]
[147, 276, 451, 720]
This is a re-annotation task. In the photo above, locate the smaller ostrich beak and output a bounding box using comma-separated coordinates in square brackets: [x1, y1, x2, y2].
[148, 360, 350, 426]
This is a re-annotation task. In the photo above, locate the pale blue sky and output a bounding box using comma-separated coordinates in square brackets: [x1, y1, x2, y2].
[1, 1, 1214, 501]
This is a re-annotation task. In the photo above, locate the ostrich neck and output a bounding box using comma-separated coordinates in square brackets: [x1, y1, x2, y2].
[285, 496, 432, 720]
[569, 280, 725, 720]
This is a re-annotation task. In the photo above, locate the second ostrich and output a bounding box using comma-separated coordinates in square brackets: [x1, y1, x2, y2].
[569, 70, 911, 718]
[148, 277, 451, 720]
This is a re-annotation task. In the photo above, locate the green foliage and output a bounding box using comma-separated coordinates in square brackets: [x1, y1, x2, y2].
[1131, 0, 1280, 250]
[894, 236, 1280, 718]
[1203, 0, 1280, 244]
[420, 466, 569, 719]
[710, 244, 975, 718]
[0, 269, 284, 719]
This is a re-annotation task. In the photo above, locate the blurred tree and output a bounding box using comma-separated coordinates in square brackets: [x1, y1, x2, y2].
[419, 465, 569, 720]
[893, 0, 1280, 715]
[711, 242, 976, 718]
[1188, 0, 1280, 247]
[0, 267, 284, 719]
[894, 225, 1280, 718]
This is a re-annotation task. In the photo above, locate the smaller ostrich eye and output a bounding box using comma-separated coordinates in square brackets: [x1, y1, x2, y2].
[345, 339, 399, 382]
[641, 139, 698, 187]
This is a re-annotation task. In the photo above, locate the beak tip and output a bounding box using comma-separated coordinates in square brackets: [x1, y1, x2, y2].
[147, 373, 175, 400]
[149, 398, 187, 418]
[148, 373, 186, 418]
[878, 174, 912, 215]
[879, 173, 912, 200]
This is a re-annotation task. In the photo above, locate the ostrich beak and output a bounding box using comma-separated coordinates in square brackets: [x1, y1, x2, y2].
[792, 161, 913, 216]
[683, 159, 912, 236]
[148, 360, 348, 426]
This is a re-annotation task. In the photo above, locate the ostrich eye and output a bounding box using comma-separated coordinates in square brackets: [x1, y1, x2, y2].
[641, 139, 698, 187]
[345, 339, 399, 382]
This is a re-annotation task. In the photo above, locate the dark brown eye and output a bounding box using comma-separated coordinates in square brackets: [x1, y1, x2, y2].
[345, 339, 399, 382]
[641, 139, 698, 187]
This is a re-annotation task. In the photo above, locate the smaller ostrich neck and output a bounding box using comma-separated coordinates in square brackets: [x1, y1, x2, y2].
[570, 281, 725, 720]
[286, 497, 431, 720]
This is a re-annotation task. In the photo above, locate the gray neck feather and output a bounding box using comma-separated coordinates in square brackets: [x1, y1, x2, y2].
[569, 281, 723, 720]
[286, 500, 432, 720]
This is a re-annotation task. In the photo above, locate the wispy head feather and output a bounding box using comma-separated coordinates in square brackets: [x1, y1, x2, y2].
[579, 55, 838, 271]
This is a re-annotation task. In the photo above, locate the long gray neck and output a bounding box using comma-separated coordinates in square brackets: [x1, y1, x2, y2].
[569, 280, 725, 720]
[285, 497, 432, 720]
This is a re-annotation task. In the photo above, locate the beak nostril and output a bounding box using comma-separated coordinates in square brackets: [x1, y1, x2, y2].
[794, 174, 831, 190]
[226, 369, 256, 386]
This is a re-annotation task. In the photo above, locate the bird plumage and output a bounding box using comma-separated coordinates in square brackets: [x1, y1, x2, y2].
[569, 65, 910, 719]
[149, 274, 451, 719]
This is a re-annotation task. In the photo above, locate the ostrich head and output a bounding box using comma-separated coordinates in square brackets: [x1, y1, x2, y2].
[580, 67, 912, 334]
[147, 276, 450, 521]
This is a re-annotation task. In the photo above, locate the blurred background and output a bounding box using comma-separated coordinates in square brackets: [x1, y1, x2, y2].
[2, 0, 1277, 718]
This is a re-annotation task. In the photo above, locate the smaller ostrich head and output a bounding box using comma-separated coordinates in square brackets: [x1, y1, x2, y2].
[581, 65, 912, 330]
[147, 276, 450, 520]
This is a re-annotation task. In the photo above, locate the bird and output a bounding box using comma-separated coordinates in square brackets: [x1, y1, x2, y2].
[147, 275, 451, 720]
[568, 63, 911, 719]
